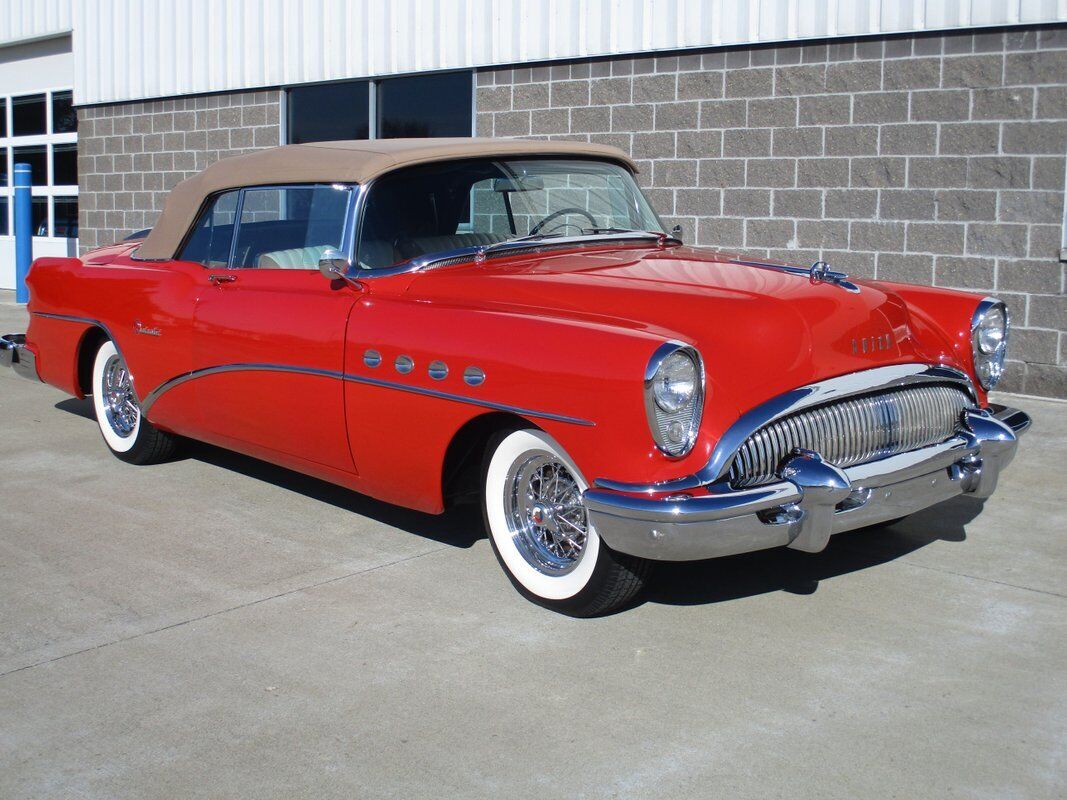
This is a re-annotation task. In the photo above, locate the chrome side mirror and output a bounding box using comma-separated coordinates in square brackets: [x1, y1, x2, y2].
[318, 247, 351, 280]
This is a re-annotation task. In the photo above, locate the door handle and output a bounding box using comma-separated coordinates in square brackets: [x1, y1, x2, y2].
[209, 274, 237, 285]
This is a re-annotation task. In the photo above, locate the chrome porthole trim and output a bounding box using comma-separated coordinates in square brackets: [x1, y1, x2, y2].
[395, 354, 414, 374]
[464, 366, 486, 387]
[363, 349, 382, 368]
[428, 360, 448, 380]
[643, 341, 705, 459]
[137, 362, 594, 426]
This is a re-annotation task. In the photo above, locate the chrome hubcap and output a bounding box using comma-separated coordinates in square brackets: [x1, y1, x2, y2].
[102, 354, 138, 438]
[505, 454, 589, 575]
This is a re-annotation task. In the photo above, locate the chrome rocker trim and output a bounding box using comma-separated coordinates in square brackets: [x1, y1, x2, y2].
[583, 405, 1030, 562]
[1, 333, 41, 382]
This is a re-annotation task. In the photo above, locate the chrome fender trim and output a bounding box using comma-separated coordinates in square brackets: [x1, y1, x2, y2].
[595, 363, 978, 494]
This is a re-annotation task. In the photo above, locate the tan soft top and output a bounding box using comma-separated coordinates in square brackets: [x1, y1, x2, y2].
[137, 137, 638, 259]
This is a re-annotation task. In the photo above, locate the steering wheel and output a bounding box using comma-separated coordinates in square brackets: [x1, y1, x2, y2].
[529, 207, 598, 236]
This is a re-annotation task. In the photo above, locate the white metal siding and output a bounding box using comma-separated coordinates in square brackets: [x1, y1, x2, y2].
[73, 0, 1067, 105]
[0, 0, 72, 47]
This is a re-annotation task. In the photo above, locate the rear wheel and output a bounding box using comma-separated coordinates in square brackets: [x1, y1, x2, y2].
[91, 340, 176, 464]
[482, 428, 649, 616]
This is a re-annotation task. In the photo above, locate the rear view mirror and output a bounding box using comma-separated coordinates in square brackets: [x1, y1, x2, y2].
[493, 176, 545, 192]
[318, 247, 351, 280]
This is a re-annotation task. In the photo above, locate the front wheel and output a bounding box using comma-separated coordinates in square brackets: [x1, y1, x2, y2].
[91, 340, 177, 464]
[482, 428, 649, 616]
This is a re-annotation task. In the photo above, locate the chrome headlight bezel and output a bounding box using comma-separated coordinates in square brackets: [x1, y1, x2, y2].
[644, 342, 705, 458]
[971, 297, 1009, 391]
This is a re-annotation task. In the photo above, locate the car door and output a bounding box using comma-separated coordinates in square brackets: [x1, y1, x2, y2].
[187, 184, 360, 473]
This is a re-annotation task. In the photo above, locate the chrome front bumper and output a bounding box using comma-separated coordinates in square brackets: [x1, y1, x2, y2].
[1, 333, 41, 382]
[584, 406, 1031, 562]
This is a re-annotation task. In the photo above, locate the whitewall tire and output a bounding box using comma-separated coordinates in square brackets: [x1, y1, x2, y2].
[482, 428, 649, 616]
[91, 340, 176, 464]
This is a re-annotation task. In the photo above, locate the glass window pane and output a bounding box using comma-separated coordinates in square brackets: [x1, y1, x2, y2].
[287, 82, 369, 144]
[12, 94, 47, 136]
[0, 198, 8, 235]
[13, 145, 47, 185]
[357, 158, 660, 269]
[53, 143, 77, 185]
[0, 99, 6, 137]
[31, 196, 48, 237]
[52, 90, 76, 133]
[377, 72, 472, 139]
[53, 197, 78, 238]
[1, 148, 8, 187]
[178, 190, 240, 266]
[233, 185, 351, 268]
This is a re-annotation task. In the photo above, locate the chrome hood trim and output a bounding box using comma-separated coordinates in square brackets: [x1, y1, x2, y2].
[595, 363, 977, 494]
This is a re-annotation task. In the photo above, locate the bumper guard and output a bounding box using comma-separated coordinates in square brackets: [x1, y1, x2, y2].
[1, 333, 41, 382]
[583, 405, 1030, 561]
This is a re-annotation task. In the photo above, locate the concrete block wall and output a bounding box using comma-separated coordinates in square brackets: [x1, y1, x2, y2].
[477, 26, 1067, 398]
[77, 90, 281, 251]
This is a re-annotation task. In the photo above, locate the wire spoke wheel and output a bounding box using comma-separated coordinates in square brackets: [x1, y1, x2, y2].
[505, 453, 589, 575]
[102, 354, 139, 438]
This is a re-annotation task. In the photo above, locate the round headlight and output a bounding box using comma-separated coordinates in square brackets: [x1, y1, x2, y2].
[644, 343, 705, 458]
[974, 304, 1006, 355]
[653, 351, 698, 413]
[971, 298, 1009, 391]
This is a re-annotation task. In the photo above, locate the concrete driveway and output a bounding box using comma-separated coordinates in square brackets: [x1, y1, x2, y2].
[1, 296, 1064, 799]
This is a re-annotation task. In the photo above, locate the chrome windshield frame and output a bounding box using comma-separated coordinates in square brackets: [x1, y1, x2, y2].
[345, 158, 670, 281]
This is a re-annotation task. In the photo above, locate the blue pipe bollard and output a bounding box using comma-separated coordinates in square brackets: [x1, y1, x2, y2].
[14, 163, 32, 304]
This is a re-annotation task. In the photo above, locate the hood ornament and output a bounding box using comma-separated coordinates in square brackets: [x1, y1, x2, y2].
[809, 261, 861, 293]
[729, 258, 862, 294]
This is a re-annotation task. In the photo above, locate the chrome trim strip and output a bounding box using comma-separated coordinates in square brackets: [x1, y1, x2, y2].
[31, 312, 141, 401]
[595, 363, 977, 494]
[139, 362, 594, 427]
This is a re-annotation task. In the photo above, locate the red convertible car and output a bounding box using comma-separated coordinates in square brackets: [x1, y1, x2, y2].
[2, 138, 1030, 615]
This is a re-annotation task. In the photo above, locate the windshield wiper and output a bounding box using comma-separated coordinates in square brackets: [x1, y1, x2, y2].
[585, 227, 683, 244]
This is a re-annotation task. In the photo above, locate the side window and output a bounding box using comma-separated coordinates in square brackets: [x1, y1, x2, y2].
[232, 185, 351, 269]
[178, 191, 239, 266]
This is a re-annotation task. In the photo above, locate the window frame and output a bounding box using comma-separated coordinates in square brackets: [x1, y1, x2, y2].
[173, 182, 359, 271]
[0, 86, 78, 239]
[285, 69, 475, 146]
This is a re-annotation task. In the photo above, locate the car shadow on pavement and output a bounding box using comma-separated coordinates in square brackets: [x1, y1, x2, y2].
[55, 396, 987, 606]
[54, 397, 485, 550]
[644, 495, 985, 607]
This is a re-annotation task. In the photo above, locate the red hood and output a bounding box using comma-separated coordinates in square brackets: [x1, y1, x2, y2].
[400, 243, 964, 421]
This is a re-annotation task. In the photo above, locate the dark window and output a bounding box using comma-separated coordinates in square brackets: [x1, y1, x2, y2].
[31, 196, 48, 237]
[178, 191, 240, 266]
[232, 185, 351, 268]
[287, 81, 369, 144]
[0, 198, 8, 235]
[12, 94, 47, 136]
[0, 99, 6, 137]
[0, 149, 8, 186]
[53, 143, 77, 185]
[51, 90, 77, 133]
[13, 145, 47, 185]
[377, 72, 472, 138]
[53, 197, 78, 237]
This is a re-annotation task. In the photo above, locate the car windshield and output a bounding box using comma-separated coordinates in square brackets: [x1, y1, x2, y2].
[356, 157, 664, 270]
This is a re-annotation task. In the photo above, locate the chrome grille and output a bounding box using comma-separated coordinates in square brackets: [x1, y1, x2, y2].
[729, 384, 973, 488]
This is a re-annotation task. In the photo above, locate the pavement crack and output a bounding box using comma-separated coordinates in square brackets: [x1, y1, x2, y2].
[901, 559, 1067, 599]
[0, 546, 450, 680]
